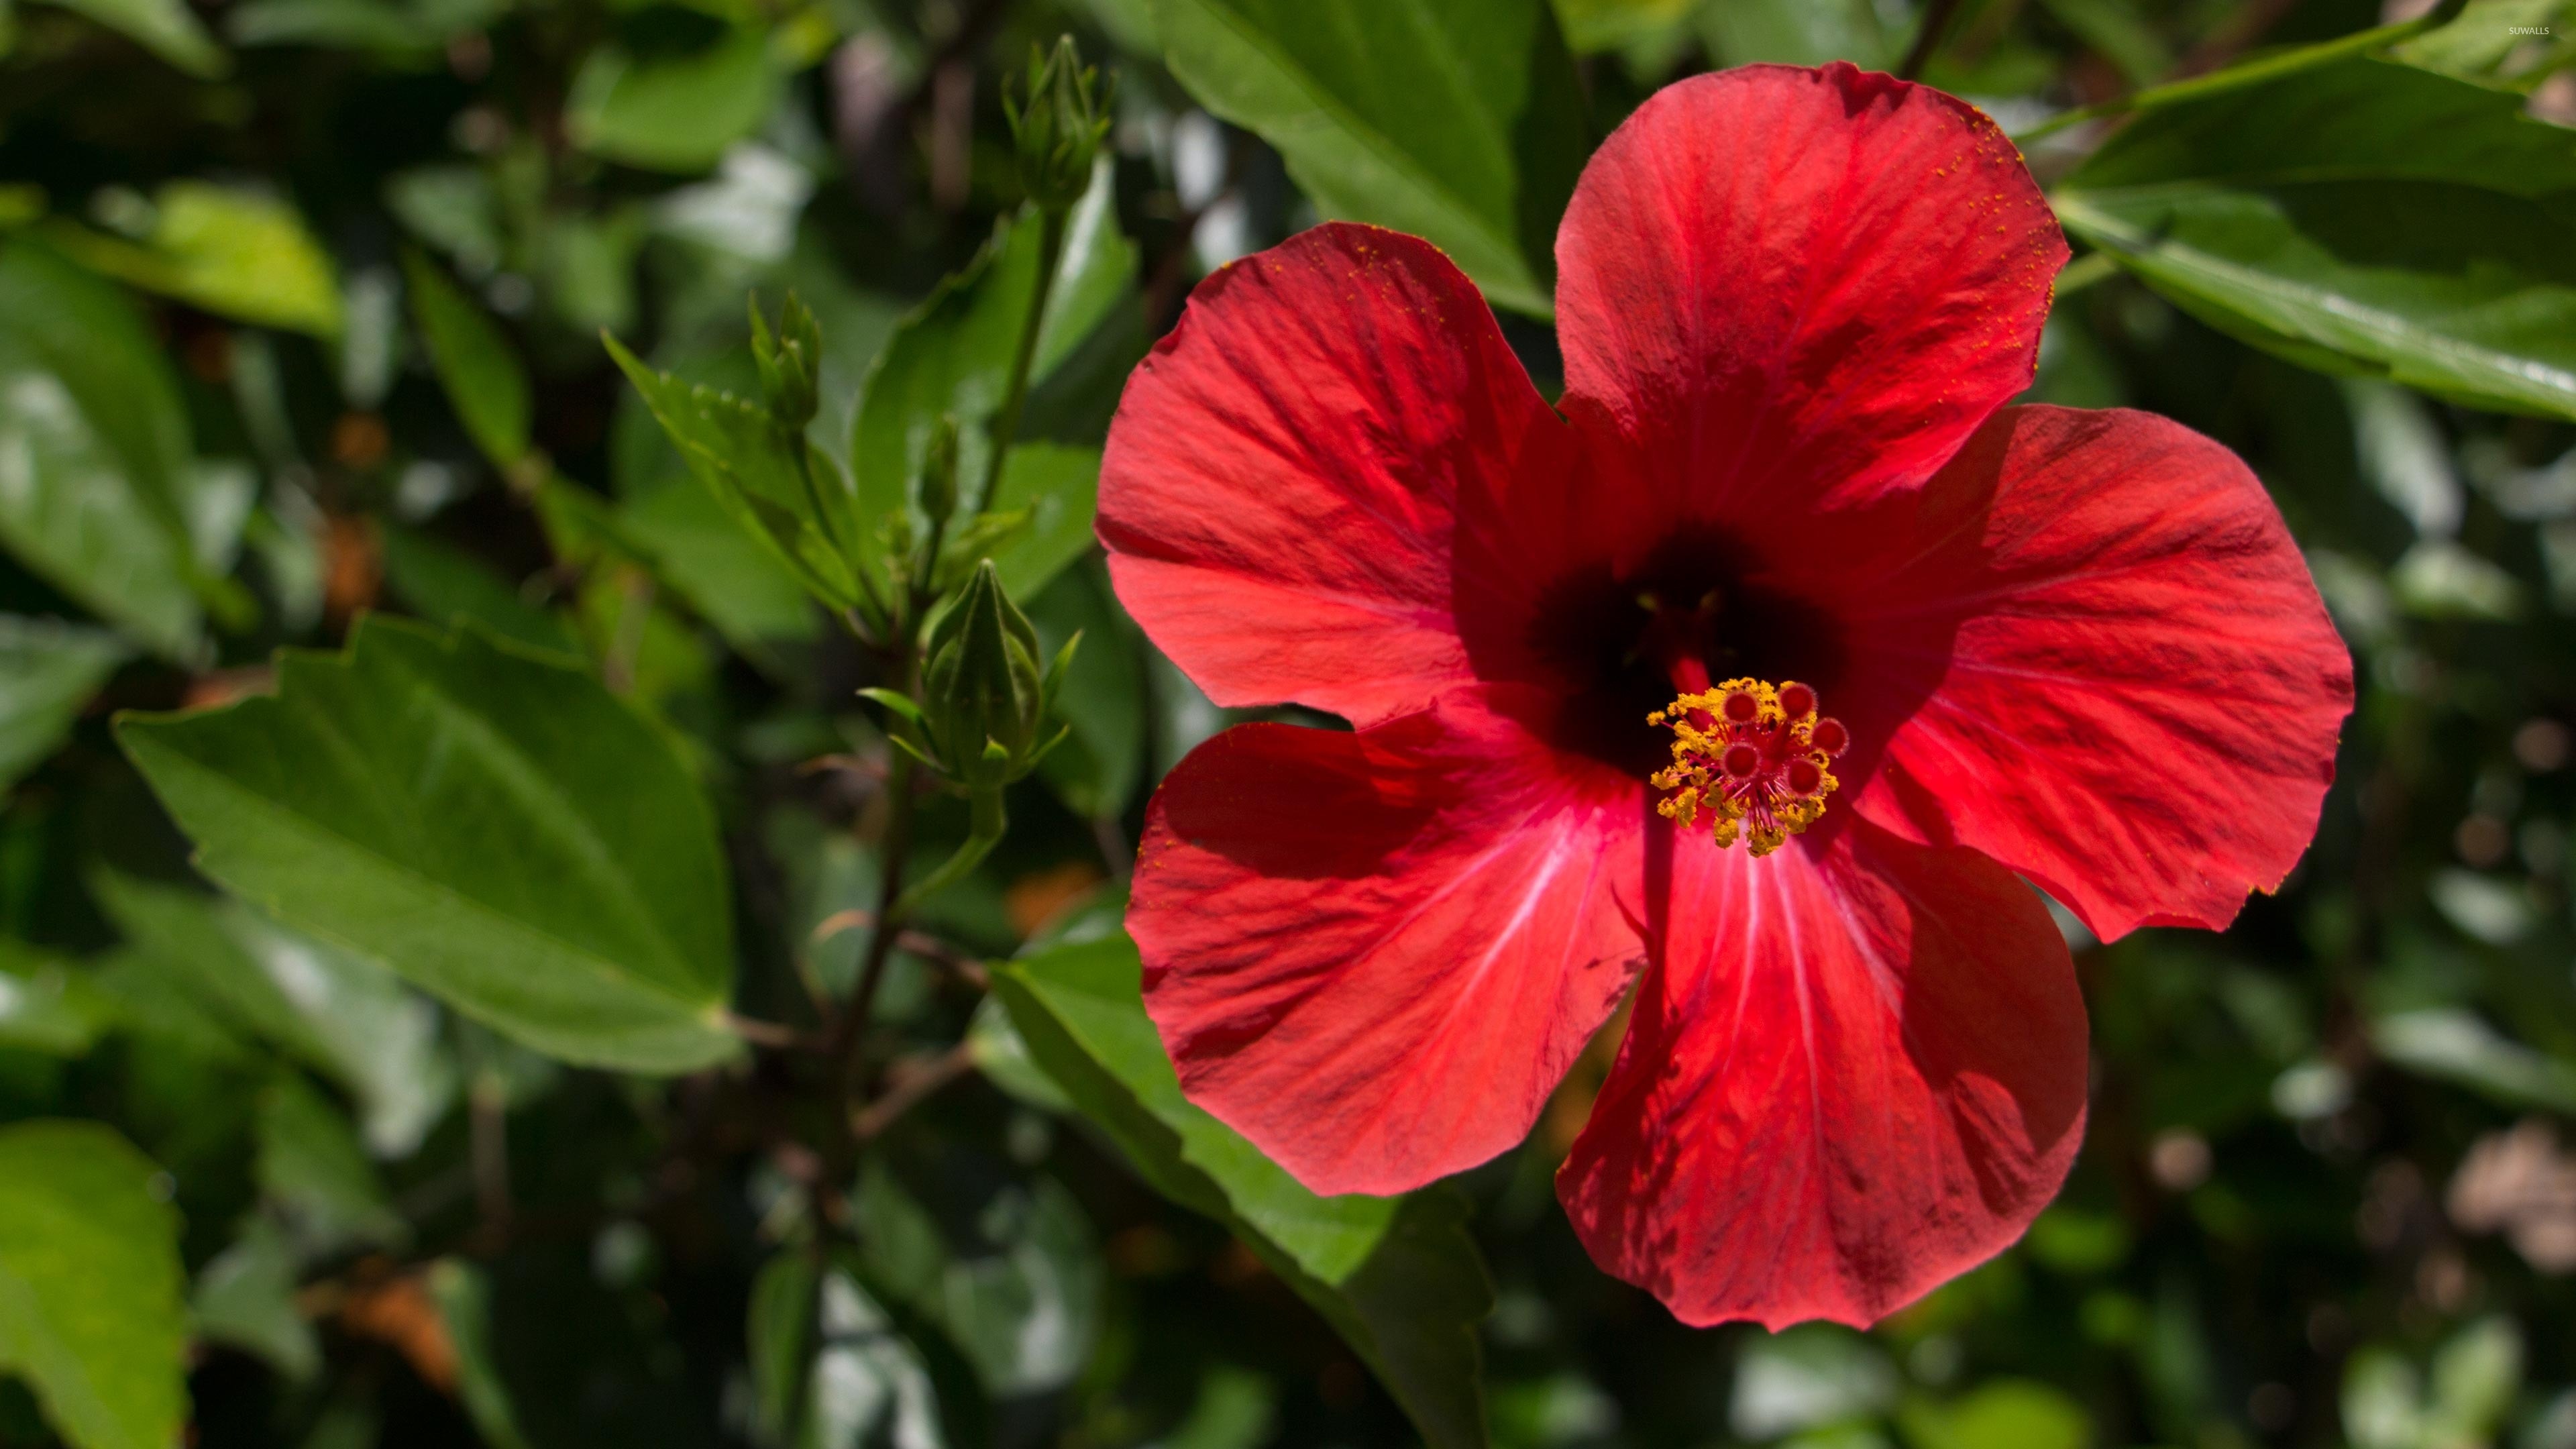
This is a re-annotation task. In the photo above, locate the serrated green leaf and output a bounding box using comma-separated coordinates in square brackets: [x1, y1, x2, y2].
[0, 243, 203, 658]
[47, 184, 340, 335]
[402, 250, 532, 468]
[1148, 0, 1584, 317]
[993, 931, 1490, 1448]
[115, 615, 741, 1074]
[0, 1121, 188, 1449]
[606, 333, 865, 612]
[0, 616, 125, 796]
[2054, 57, 2576, 420]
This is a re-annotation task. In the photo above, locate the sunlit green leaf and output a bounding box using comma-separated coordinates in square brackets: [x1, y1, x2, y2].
[116, 616, 741, 1074]
[2055, 57, 2576, 420]
[0, 243, 204, 657]
[1148, 0, 1584, 316]
[0, 943, 114, 1058]
[0, 1121, 188, 1449]
[48, 183, 341, 335]
[23, 0, 221, 74]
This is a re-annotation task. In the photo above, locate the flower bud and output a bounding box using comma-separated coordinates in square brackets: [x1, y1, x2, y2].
[748, 292, 822, 431]
[917, 413, 961, 526]
[921, 560, 1047, 786]
[1003, 36, 1112, 213]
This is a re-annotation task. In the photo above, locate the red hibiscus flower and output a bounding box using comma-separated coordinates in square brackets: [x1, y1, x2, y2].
[1097, 62, 2353, 1328]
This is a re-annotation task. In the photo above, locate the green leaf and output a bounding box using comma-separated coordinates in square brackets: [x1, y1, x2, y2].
[2053, 57, 2576, 420]
[380, 527, 580, 657]
[567, 28, 780, 174]
[615, 479, 819, 653]
[23, 0, 222, 74]
[47, 183, 341, 335]
[0, 1121, 188, 1449]
[850, 170, 1134, 572]
[606, 333, 865, 613]
[1027, 559, 1142, 820]
[0, 617, 125, 795]
[744, 1252, 814, 1448]
[191, 1220, 319, 1383]
[0, 942, 114, 1058]
[993, 931, 1491, 1448]
[981, 444, 1099, 601]
[0, 243, 204, 658]
[402, 250, 532, 469]
[115, 615, 741, 1074]
[851, 1166, 1102, 1398]
[426, 1260, 533, 1449]
[1897, 1379, 2092, 1449]
[93, 871, 458, 1156]
[1147, 0, 1584, 317]
[2371, 1008, 2576, 1112]
[255, 1077, 408, 1258]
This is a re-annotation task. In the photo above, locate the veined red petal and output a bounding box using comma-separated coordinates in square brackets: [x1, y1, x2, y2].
[1554, 64, 2065, 519]
[1839, 405, 2353, 939]
[1558, 820, 2087, 1329]
[1099, 224, 1573, 729]
[1132, 688, 1644, 1197]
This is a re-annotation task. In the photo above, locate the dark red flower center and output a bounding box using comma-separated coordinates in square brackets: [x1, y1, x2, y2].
[1648, 678, 1850, 857]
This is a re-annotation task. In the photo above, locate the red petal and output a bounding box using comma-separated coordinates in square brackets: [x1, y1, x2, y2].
[1839, 405, 2354, 939]
[1132, 688, 1645, 1196]
[1554, 64, 2065, 517]
[1558, 820, 2087, 1329]
[1099, 224, 1574, 729]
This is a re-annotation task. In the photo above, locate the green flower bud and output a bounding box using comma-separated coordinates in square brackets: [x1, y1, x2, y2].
[917, 413, 961, 526]
[1003, 35, 1113, 213]
[921, 560, 1047, 786]
[748, 291, 822, 431]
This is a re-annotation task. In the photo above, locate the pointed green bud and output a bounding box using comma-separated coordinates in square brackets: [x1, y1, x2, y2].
[1002, 35, 1113, 213]
[921, 560, 1048, 785]
[917, 413, 961, 526]
[748, 291, 822, 431]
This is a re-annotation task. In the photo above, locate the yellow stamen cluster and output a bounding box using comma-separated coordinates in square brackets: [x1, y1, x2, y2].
[1648, 677, 1843, 857]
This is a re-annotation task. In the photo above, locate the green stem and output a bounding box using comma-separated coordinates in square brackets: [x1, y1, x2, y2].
[973, 204, 1069, 516]
[840, 749, 916, 1112]
[890, 786, 1006, 920]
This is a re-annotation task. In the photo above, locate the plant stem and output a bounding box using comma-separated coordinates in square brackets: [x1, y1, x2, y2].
[891, 785, 1005, 920]
[840, 749, 916, 1111]
[973, 204, 1069, 515]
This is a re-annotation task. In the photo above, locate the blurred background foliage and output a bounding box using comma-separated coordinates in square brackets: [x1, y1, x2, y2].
[2, 0, 2575, 1445]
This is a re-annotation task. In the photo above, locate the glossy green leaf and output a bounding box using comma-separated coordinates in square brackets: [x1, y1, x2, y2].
[191, 1220, 319, 1383]
[402, 250, 532, 468]
[0, 1121, 188, 1449]
[0, 617, 125, 795]
[993, 931, 1491, 1448]
[48, 184, 341, 335]
[606, 334, 865, 612]
[981, 444, 1100, 602]
[2054, 57, 2576, 420]
[93, 871, 457, 1156]
[23, 0, 222, 74]
[0, 244, 203, 658]
[849, 168, 1133, 578]
[0, 943, 114, 1058]
[567, 29, 780, 174]
[116, 615, 741, 1074]
[1148, 0, 1584, 317]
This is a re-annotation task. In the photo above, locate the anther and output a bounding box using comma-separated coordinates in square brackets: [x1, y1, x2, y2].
[1648, 678, 1847, 857]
